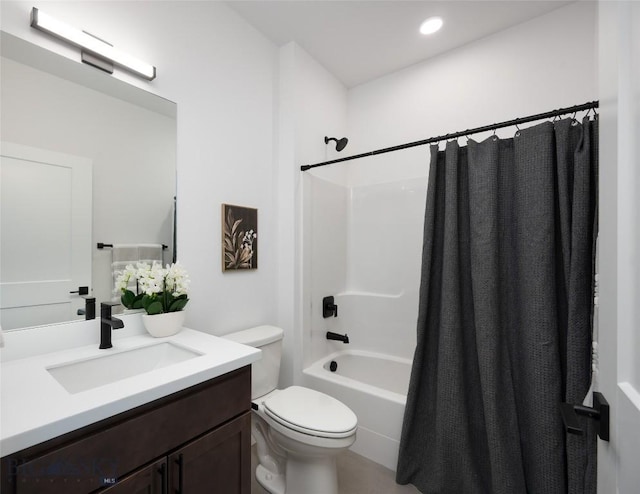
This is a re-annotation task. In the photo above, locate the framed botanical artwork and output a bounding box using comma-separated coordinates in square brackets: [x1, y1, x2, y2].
[222, 204, 258, 271]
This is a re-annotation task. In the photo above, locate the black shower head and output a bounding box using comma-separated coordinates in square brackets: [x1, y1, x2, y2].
[325, 136, 349, 152]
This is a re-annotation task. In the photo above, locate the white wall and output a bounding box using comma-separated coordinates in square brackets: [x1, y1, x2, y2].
[1, 2, 279, 338]
[346, 1, 597, 187]
[277, 43, 348, 382]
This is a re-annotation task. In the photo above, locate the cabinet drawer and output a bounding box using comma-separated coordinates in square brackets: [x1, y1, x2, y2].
[2, 366, 250, 494]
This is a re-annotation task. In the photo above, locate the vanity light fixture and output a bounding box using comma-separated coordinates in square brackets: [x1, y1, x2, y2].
[30, 7, 156, 81]
[419, 16, 443, 35]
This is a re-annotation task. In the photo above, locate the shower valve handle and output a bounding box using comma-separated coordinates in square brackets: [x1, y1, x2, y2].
[322, 296, 338, 318]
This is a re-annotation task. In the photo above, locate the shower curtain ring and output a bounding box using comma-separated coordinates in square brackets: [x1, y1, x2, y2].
[492, 128, 498, 141]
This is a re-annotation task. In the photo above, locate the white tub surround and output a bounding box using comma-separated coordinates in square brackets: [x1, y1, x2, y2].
[1, 317, 260, 456]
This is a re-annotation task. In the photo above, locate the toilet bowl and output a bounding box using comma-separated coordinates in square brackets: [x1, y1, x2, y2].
[224, 326, 358, 494]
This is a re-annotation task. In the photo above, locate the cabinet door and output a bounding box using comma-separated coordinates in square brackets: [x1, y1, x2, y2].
[169, 413, 250, 494]
[99, 459, 166, 494]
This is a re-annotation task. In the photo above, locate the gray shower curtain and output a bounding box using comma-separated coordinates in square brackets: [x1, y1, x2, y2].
[396, 117, 598, 494]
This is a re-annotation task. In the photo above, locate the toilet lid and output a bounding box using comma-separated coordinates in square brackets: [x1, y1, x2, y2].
[263, 386, 357, 438]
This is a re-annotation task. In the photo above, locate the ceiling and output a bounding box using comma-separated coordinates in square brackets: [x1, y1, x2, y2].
[226, 0, 574, 88]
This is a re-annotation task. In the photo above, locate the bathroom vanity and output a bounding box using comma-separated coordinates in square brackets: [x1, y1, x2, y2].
[0, 320, 260, 493]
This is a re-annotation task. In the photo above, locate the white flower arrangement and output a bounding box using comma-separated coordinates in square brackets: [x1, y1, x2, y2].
[115, 261, 190, 315]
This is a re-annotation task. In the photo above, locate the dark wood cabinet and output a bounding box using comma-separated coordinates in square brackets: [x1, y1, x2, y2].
[169, 413, 250, 494]
[100, 459, 166, 494]
[1, 366, 251, 494]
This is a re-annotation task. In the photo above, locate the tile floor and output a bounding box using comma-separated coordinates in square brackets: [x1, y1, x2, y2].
[251, 446, 420, 494]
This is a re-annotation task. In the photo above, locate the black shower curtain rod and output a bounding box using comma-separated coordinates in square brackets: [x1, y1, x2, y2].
[300, 100, 599, 171]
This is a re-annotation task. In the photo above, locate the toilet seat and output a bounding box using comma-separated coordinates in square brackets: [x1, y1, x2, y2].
[263, 386, 357, 439]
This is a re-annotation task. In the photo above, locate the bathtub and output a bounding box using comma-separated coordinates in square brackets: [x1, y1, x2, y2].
[302, 349, 412, 471]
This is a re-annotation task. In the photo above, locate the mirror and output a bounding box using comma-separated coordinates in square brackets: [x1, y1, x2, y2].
[0, 32, 177, 331]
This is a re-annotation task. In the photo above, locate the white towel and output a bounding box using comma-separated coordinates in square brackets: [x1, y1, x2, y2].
[137, 244, 164, 265]
[112, 245, 139, 264]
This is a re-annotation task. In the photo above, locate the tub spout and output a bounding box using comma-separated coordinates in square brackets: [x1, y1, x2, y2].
[326, 331, 349, 344]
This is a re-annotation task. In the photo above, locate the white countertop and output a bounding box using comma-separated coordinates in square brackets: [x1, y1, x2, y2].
[1, 323, 260, 456]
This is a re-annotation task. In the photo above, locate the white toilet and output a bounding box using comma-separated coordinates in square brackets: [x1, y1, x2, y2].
[224, 325, 357, 494]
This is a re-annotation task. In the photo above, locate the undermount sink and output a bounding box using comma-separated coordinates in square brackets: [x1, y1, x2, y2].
[46, 342, 202, 394]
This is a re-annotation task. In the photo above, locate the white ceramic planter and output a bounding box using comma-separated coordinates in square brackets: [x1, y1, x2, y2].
[142, 311, 186, 338]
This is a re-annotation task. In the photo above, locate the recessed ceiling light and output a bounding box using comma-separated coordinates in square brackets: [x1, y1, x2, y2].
[420, 17, 443, 35]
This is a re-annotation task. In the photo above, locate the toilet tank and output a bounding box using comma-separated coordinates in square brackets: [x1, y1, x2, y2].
[223, 325, 284, 400]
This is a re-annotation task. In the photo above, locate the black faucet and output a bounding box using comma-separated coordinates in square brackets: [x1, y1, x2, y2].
[77, 296, 96, 320]
[100, 302, 124, 349]
[326, 331, 349, 344]
[84, 297, 96, 320]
